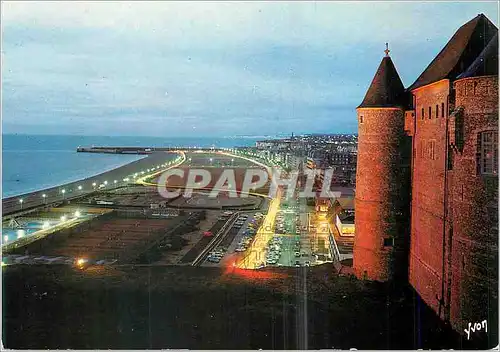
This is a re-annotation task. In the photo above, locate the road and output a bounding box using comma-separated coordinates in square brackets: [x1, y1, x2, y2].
[237, 187, 283, 269]
[2, 152, 182, 216]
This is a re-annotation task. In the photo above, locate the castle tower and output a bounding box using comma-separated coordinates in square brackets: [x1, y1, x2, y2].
[353, 45, 411, 281]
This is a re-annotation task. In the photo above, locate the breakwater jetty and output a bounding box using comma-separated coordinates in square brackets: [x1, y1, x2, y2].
[77, 146, 221, 154]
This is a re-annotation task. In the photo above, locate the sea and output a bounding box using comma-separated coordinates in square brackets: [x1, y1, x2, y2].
[2, 134, 260, 198]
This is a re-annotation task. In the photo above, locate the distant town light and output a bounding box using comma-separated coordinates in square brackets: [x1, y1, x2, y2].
[19, 199, 23, 203]
[92, 182, 97, 187]
[74, 210, 81, 218]
[78, 185, 83, 190]
[42, 194, 46, 198]
[104, 181, 108, 185]
[60, 215, 67, 222]
[113, 180, 117, 184]
[61, 189, 66, 194]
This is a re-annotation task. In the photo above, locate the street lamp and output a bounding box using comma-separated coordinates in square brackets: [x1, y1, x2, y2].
[42, 194, 47, 204]
[78, 185, 83, 191]
[113, 180, 117, 184]
[61, 189, 66, 199]
[92, 182, 97, 188]
[19, 198, 23, 210]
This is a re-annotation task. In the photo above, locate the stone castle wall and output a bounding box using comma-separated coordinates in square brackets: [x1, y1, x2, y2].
[353, 107, 410, 281]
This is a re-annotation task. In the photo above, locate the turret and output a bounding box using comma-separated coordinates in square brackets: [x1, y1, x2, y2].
[353, 45, 411, 281]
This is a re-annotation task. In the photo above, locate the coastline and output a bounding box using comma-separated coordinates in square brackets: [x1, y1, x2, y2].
[2, 151, 178, 216]
[3, 154, 148, 199]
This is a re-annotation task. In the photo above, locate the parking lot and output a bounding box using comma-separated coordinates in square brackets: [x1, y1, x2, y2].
[203, 211, 264, 266]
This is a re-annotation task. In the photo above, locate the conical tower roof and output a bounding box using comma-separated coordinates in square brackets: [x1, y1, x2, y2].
[358, 52, 406, 109]
[457, 32, 498, 79]
[408, 14, 497, 91]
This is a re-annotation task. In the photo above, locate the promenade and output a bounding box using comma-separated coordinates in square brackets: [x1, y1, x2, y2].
[2, 152, 180, 216]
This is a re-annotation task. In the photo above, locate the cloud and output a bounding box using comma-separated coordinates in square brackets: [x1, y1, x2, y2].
[1, 1, 498, 136]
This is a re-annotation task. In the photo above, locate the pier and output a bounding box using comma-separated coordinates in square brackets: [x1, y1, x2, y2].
[77, 146, 221, 154]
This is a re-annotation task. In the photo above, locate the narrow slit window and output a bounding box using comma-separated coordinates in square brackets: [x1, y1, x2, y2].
[441, 102, 445, 117]
[383, 238, 394, 247]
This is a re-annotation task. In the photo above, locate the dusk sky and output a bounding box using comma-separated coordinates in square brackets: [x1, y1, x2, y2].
[2, 1, 498, 137]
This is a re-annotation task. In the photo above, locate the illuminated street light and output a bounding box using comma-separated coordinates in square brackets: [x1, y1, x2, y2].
[61, 189, 66, 200]
[19, 198, 24, 209]
[92, 182, 97, 188]
[104, 180, 108, 185]
[114, 180, 117, 184]
[76, 258, 87, 268]
[60, 215, 67, 222]
[74, 210, 81, 218]
[42, 194, 47, 204]
[78, 185, 83, 191]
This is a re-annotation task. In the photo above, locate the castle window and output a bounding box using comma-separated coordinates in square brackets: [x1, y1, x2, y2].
[360, 116, 364, 124]
[436, 104, 439, 118]
[447, 147, 453, 170]
[428, 140, 436, 160]
[441, 102, 445, 117]
[383, 238, 394, 247]
[428, 106, 432, 119]
[477, 131, 498, 175]
[421, 108, 424, 120]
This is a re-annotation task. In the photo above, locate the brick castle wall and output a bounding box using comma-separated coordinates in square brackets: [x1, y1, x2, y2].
[409, 80, 453, 316]
[354, 107, 410, 281]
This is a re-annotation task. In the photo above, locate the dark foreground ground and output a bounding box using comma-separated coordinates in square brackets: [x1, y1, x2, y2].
[2, 264, 496, 349]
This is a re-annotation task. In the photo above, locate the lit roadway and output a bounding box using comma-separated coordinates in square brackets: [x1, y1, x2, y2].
[237, 186, 283, 269]
[137, 150, 273, 200]
[2, 151, 184, 216]
[135, 150, 187, 185]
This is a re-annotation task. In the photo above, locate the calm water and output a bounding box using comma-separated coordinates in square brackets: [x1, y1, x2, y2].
[2, 134, 259, 198]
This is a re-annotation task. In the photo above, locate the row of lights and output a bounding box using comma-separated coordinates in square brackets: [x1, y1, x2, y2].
[16, 158, 181, 208]
[3, 210, 82, 244]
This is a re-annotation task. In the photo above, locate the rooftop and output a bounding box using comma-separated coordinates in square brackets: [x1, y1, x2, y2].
[358, 53, 406, 109]
[408, 14, 498, 91]
[457, 32, 498, 79]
